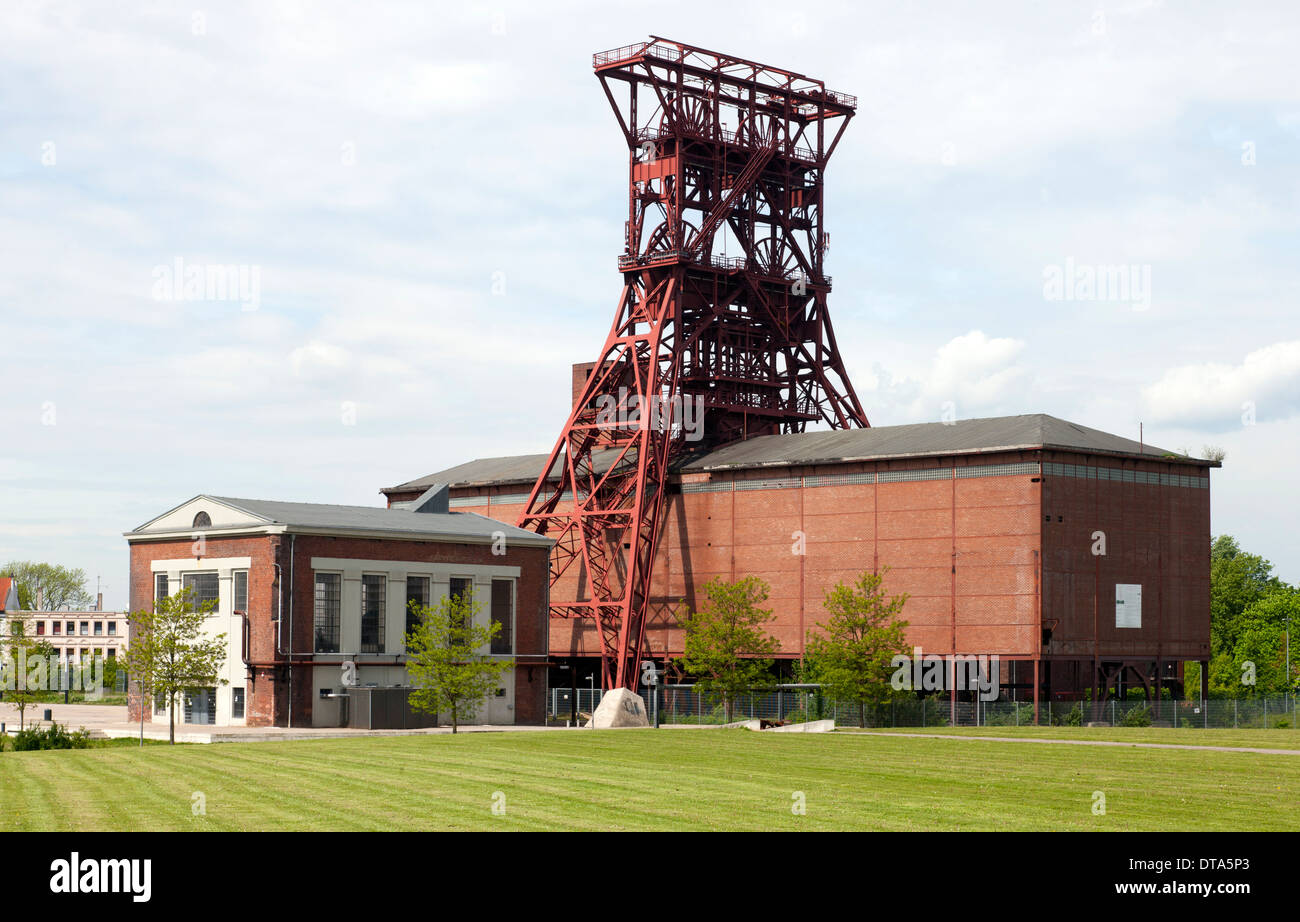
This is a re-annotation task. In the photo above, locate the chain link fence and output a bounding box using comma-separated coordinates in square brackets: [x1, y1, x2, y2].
[548, 684, 1299, 729]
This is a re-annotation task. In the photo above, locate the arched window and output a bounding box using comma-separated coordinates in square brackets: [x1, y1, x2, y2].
[192, 511, 212, 528]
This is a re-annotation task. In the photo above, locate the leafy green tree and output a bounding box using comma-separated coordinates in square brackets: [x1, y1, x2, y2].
[679, 576, 780, 721]
[1212, 588, 1299, 697]
[1195, 537, 1295, 697]
[804, 569, 911, 728]
[2, 615, 57, 729]
[406, 594, 511, 734]
[122, 588, 227, 745]
[1, 561, 93, 612]
[1209, 536, 1282, 653]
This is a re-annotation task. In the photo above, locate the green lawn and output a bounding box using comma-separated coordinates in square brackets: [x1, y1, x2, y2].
[853, 726, 1300, 749]
[1, 729, 1296, 831]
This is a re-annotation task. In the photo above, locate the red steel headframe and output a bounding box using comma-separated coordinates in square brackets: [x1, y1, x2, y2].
[518, 37, 868, 690]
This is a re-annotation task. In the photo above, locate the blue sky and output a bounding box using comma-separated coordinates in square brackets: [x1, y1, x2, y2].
[2, 0, 1298, 609]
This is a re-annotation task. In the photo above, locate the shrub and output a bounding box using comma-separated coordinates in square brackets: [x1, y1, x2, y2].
[1120, 705, 1152, 727]
[1051, 703, 1083, 726]
[921, 696, 950, 727]
[12, 722, 91, 751]
[984, 703, 1037, 726]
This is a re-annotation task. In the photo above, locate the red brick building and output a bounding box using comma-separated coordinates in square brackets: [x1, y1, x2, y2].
[124, 487, 553, 728]
[383, 414, 1216, 705]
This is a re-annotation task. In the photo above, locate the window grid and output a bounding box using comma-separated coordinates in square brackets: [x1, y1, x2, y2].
[182, 572, 220, 614]
[877, 468, 951, 483]
[233, 570, 248, 612]
[360, 574, 386, 654]
[490, 579, 514, 655]
[406, 576, 430, 646]
[445, 458, 1207, 500]
[449, 577, 472, 640]
[314, 573, 341, 653]
[681, 481, 733, 494]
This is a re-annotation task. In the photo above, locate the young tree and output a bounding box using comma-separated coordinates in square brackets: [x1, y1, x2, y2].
[2, 615, 57, 730]
[1210, 536, 1282, 654]
[122, 588, 227, 744]
[1, 561, 93, 612]
[406, 594, 511, 734]
[679, 576, 780, 721]
[804, 569, 910, 728]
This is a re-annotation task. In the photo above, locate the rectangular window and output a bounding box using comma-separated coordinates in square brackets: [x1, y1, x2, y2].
[52, 622, 61, 635]
[314, 573, 341, 653]
[36, 621, 45, 636]
[490, 579, 513, 655]
[449, 577, 472, 641]
[79, 622, 89, 636]
[405, 576, 429, 647]
[94, 622, 103, 636]
[361, 574, 386, 654]
[233, 570, 248, 613]
[155, 573, 169, 602]
[65, 621, 74, 635]
[107, 622, 116, 636]
[106, 648, 115, 660]
[183, 572, 220, 614]
[232, 687, 245, 719]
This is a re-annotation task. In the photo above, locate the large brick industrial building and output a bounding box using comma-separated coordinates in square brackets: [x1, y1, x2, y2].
[125, 489, 552, 728]
[384, 411, 1215, 707]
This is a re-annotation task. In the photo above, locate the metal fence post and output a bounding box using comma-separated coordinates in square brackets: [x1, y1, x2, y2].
[1234, 699, 1237, 728]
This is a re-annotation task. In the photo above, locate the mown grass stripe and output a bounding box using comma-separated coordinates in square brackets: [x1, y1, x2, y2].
[1, 730, 1295, 831]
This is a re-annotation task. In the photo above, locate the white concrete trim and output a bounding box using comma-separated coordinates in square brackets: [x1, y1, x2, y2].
[309, 558, 520, 578]
[150, 557, 252, 571]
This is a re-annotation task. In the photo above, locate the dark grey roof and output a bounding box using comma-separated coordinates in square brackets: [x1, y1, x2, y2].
[383, 449, 626, 494]
[385, 414, 1212, 491]
[128, 495, 552, 545]
[681, 414, 1204, 472]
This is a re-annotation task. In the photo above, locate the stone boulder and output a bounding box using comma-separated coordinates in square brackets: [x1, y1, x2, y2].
[588, 688, 650, 728]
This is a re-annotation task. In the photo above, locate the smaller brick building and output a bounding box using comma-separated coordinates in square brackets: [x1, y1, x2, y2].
[124, 486, 553, 728]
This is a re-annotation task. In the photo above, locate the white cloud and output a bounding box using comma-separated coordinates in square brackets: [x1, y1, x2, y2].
[4, 1, 1300, 600]
[290, 341, 352, 379]
[1141, 340, 1300, 429]
[856, 330, 1030, 424]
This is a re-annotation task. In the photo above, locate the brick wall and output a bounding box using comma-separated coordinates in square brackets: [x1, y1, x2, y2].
[452, 450, 1047, 660]
[127, 531, 551, 727]
[1040, 450, 1211, 662]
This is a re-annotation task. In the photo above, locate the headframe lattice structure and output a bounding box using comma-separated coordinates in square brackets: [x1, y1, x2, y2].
[518, 37, 869, 690]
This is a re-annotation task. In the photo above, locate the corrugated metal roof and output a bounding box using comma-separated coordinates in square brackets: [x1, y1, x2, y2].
[127, 495, 552, 544]
[384, 414, 1212, 492]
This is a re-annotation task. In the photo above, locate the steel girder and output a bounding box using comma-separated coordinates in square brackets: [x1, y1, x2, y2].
[518, 37, 868, 690]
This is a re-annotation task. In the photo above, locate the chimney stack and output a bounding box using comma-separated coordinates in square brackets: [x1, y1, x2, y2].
[97, 592, 103, 612]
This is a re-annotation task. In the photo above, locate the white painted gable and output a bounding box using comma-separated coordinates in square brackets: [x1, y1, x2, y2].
[134, 495, 271, 533]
